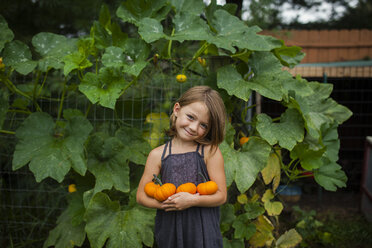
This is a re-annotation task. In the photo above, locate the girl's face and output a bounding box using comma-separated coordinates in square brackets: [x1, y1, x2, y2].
[173, 101, 210, 142]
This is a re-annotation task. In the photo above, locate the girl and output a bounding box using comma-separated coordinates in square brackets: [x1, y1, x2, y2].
[137, 85, 227, 248]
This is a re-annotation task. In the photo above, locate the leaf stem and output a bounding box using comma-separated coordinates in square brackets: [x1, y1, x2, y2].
[0, 130, 15, 135]
[182, 42, 210, 74]
[57, 78, 67, 121]
[153, 174, 163, 186]
[167, 28, 175, 59]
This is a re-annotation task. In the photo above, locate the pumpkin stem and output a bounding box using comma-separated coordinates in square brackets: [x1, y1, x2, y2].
[153, 174, 163, 186]
[198, 172, 207, 182]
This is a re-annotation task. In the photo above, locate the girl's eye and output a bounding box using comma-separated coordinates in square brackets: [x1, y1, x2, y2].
[201, 123, 208, 129]
[187, 114, 194, 120]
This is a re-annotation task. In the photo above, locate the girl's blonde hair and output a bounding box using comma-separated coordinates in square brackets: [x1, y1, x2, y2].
[166, 86, 226, 151]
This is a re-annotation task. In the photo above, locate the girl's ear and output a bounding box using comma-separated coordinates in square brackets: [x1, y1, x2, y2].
[173, 102, 181, 117]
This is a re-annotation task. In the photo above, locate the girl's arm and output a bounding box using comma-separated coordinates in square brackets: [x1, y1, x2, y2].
[136, 145, 164, 209]
[162, 145, 227, 211]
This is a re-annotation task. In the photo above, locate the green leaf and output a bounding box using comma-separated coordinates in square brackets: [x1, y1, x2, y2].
[220, 137, 271, 193]
[273, 41, 305, 68]
[290, 143, 325, 170]
[88, 136, 130, 193]
[171, 12, 213, 43]
[256, 108, 304, 150]
[32, 32, 77, 71]
[123, 60, 148, 77]
[275, 229, 302, 248]
[12, 112, 92, 182]
[0, 15, 14, 52]
[63, 51, 93, 76]
[0, 88, 9, 129]
[314, 160, 347, 191]
[84, 192, 156, 248]
[232, 213, 256, 240]
[209, 10, 281, 53]
[169, 0, 205, 16]
[287, 81, 352, 140]
[98, 4, 111, 30]
[79, 68, 129, 109]
[44, 193, 86, 248]
[217, 64, 252, 101]
[138, 17, 166, 43]
[90, 21, 112, 49]
[102, 46, 126, 67]
[220, 203, 236, 233]
[116, 0, 170, 25]
[115, 126, 152, 165]
[244, 202, 265, 219]
[3, 40, 37, 75]
[223, 238, 245, 248]
[122, 38, 151, 61]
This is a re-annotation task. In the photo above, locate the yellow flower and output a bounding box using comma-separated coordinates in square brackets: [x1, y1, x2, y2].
[176, 74, 187, 83]
[0, 57, 4, 69]
[68, 184, 77, 193]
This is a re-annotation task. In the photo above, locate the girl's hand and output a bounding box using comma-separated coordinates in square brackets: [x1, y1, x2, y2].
[161, 192, 199, 211]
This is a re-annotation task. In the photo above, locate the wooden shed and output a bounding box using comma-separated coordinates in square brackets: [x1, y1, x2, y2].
[261, 29, 372, 77]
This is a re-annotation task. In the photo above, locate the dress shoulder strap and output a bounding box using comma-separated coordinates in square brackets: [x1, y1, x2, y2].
[161, 141, 169, 160]
[196, 143, 204, 157]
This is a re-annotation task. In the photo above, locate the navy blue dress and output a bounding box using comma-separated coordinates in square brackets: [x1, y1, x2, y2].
[154, 140, 223, 248]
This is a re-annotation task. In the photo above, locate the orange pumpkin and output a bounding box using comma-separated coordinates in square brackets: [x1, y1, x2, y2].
[176, 182, 197, 194]
[239, 136, 249, 146]
[144, 181, 160, 198]
[197, 181, 218, 195]
[154, 183, 176, 202]
[150, 174, 176, 202]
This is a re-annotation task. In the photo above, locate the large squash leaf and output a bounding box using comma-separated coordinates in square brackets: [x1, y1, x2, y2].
[44, 193, 86, 248]
[220, 137, 271, 193]
[3, 40, 37, 75]
[256, 108, 304, 151]
[32, 32, 77, 72]
[0, 15, 14, 52]
[314, 159, 347, 191]
[209, 10, 281, 53]
[116, 0, 170, 25]
[87, 135, 130, 193]
[84, 192, 156, 248]
[79, 67, 129, 109]
[12, 112, 93, 182]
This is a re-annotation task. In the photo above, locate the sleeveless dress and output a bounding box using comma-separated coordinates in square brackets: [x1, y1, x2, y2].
[154, 140, 223, 248]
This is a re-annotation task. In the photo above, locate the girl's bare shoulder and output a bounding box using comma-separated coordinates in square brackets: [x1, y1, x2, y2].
[203, 144, 223, 161]
[147, 143, 166, 161]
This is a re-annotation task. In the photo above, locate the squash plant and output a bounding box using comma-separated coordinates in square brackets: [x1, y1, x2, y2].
[0, 0, 352, 247]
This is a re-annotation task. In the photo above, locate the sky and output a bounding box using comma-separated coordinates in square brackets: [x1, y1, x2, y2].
[203, 0, 359, 23]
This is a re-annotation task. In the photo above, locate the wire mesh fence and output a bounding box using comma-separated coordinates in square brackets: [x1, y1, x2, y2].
[0, 60, 205, 247]
[1, 60, 372, 246]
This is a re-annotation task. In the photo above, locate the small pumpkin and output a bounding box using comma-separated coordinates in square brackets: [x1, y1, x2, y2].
[239, 136, 249, 146]
[151, 174, 176, 202]
[154, 183, 177, 202]
[144, 181, 160, 198]
[197, 181, 218, 195]
[197, 172, 218, 195]
[176, 182, 197, 194]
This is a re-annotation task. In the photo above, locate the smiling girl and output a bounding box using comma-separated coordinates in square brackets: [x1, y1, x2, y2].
[137, 86, 227, 248]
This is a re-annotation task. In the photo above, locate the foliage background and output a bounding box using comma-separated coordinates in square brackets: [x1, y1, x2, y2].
[0, 0, 353, 247]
